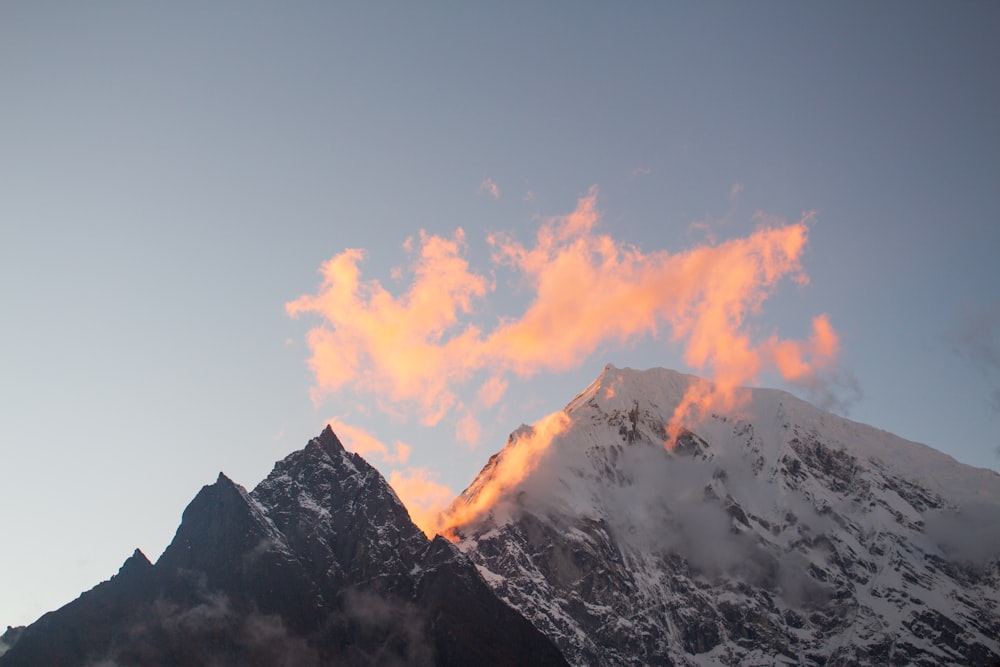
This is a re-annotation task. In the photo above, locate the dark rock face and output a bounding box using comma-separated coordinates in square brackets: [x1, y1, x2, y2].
[0, 549, 160, 666]
[0, 427, 567, 667]
[250, 429, 429, 596]
[0, 626, 24, 657]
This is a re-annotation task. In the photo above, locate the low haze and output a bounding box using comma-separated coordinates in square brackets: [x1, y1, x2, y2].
[2, 3, 998, 628]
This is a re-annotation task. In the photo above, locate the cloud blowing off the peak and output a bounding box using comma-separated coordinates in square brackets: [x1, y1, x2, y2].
[288, 186, 849, 450]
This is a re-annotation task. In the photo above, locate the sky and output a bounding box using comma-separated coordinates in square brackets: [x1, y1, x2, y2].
[2, 2, 999, 628]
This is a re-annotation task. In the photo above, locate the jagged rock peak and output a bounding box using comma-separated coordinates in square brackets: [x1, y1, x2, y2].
[207, 472, 263, 504]
[312, 424, 347, 453]
[291, 424, 374, 476]
[116, 549, 152, 577]
[198, 471, 257, 505]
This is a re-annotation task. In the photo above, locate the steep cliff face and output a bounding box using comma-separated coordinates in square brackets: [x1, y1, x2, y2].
[0, 427, 567, 667]
[451, 365, 1000, 666]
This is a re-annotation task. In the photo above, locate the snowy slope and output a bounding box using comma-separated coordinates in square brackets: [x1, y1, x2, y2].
[450, 365, 1000, 666]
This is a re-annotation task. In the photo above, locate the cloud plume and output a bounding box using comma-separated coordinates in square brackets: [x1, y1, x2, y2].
[289, 185, 848, 458]
[388, 468, 454, 538]
[437, 411, 572, 539]
[947, 301, 1000, 413]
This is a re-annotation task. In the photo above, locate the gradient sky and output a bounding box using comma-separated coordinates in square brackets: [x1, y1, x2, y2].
[2, 2, 999, 628]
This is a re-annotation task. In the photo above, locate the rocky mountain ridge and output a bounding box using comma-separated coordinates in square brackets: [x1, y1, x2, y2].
[0, 427, 567, 666]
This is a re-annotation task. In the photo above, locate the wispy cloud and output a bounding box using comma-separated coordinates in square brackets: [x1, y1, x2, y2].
[388, 467, 454, 537]
[946, 301, 1000, 412]
[478, 178, 500, 199]
[454, 407, 482, 446]
[327, 417, 411, 464]
[687, 182, 744, 243]
[766, 314, 861, 414]
[477, 376, 508, 408]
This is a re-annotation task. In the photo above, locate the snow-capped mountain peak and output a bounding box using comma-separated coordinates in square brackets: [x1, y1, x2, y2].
[450, 365, 1000, 666]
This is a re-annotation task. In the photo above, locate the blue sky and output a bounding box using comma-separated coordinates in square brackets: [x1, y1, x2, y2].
[2, 2, 998, 627]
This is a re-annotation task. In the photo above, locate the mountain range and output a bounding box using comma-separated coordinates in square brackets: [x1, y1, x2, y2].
[3, 364, 999, 666]
[0, 428, 566, 666]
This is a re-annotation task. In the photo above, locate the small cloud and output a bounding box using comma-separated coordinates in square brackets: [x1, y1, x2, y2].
[946, 302, 1000, 412]
[766, 313, 862, 415]
[387, 467, 454, 537]
[326, 417, 410, 464]
[455, 408, 482, 447]
[925, 502, 1000, 569]
[686, 184, 747, 243]
[478, 178, 500, 199]
[522, 190, 536, 202]
[630, 166, 652, 179]
[387, 443, 411, 464]
[477, 376, 508, 408]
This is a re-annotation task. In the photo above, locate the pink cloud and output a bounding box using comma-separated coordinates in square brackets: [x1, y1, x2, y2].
[327, 417, 411, 464]
[292, 186, 847, 449]
[388, 467, 454, 537]
[478, 178, 501, 199]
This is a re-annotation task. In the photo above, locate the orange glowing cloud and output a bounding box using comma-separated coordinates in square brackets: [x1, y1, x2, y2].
[604, 381, 617, 400]
[327, 417, 411, 465]
[287, 229, 489, 425]
[291, 185, 846, 454]
[768, 314, 839, 382]
[388, 467, 455, 538]
[438, 410, 572, 539]
[477, 376, 508, 408]
[455, 407, 482, 446]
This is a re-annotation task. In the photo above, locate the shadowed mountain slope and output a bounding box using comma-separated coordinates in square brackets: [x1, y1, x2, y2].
[0, 427, 567, 667]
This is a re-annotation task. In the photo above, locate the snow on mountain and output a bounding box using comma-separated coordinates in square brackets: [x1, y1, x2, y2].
[448, 364, 1000, 666]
